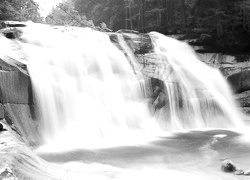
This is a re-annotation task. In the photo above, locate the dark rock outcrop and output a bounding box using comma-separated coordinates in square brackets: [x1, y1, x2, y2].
[221, 159, 237, 172]
[227, 70, 250, 94]
[0, 167, 18, 180]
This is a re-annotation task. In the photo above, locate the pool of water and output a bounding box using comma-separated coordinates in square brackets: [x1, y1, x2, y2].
[37, 129, 250, 180]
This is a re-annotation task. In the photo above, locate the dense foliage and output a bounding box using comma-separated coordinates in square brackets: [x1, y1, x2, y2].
[51, 0, 248, 52]
[50, 0, 250, 33]
[1, 0, 249, 51]
[0, 0, 42, 22]
[45, 0, 110, 31]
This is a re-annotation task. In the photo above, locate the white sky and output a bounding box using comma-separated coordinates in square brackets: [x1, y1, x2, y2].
[34, 0, 63, 17]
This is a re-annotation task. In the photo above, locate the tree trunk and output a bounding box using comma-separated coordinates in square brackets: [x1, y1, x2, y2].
[141, 0, 145, 32]
[180, 0, 186, 29]
[242, 2, 247, 30]
[137, 9, 140, 30]
[120, 0, 126, 29]
[161, 0, 168, 29]
[125, 1, 128, 29]
[129, 1, 133, 29]
[217, 14, 223, 37]
[168, 0, 175, 27]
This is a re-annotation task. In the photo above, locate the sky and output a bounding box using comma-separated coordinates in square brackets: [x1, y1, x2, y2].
[34, 0, 63, 17]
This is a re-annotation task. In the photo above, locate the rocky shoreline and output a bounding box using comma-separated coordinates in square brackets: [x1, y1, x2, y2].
[0, 119, 60, 180]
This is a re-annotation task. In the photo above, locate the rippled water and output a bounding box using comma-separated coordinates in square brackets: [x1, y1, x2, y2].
[35, 129, 250, 180]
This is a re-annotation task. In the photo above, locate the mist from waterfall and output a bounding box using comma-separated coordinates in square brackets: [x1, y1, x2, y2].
[20, 24, 244, 151]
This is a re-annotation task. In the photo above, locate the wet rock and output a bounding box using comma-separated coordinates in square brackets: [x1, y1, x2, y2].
[244, 170, 250, 175]
[0, 71, 30, 104]
[0, 123, 3, 131]
[4, 104, 39, 144]
[221, 159, 237, 172]
[154, 91, 168, 110]
[235, 169, 244, 175]
[227, 70, 250, 93]
[199, 34, 215, 46]
[0, 104, 4, 119]
[109, 30, 153, 55]
[235, 90, 250, 108]
[0, 168, 18, 180]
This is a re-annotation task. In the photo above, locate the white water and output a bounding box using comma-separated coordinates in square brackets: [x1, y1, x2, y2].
[19, 24, 244, 151]
[148, 32, 243, 130]
[22, 24, 160, 150]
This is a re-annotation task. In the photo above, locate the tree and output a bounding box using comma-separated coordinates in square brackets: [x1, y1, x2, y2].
[46, 0, 111, 31]
[72, 0, 125, 30]
[46, 0, 88, 26]
[44, 0, 250, 51]
[168, 0, 175, 27]
[0, 0, 43, 22]
[180, 0, 186, 28]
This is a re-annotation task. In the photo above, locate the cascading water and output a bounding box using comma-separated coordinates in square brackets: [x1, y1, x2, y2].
[147, 32, 243, 130]
[22, 24, 160, 150]
[20, 23, 244, 151]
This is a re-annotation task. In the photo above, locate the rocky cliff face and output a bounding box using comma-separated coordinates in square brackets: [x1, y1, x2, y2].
[0, 26, 41, 148]
[0, 23, 59, 179]
[198, 53, 250, 115]
[112, 30, 250, 116]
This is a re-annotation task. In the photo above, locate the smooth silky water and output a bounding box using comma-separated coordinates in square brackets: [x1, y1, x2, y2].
[18, 23, 250, 179]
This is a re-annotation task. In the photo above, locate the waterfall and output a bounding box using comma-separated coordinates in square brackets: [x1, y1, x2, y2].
[146, 32, 243, 130]
[23, 25, 160, 150]
[19, 24, 243, 150]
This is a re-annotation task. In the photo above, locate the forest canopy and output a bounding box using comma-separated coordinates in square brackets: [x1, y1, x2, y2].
[1, 0, 250, 52]
[46, 0, 250, 51]
[46, 0, 250, 34]
[0, 0, 43, 22]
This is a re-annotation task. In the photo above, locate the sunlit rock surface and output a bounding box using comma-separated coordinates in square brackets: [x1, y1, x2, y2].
[0, 71, 30, 104]
[0, 120, 60, 180]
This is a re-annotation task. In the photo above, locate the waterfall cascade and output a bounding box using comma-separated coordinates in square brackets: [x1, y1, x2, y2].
[18, 24, 244, 150]
[146, 32, 242, 130]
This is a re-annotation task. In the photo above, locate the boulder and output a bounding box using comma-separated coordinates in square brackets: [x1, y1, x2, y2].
[244, 170, 250, 175]
[221, 159, 237, 172]
[227, 70, 250, 93]
[110, 30, 153, 55]
[0, 168, 18, 180]
[200, 34, 214, 42]
[234, 169, 244, 175]
[235, 90, 250, 107]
